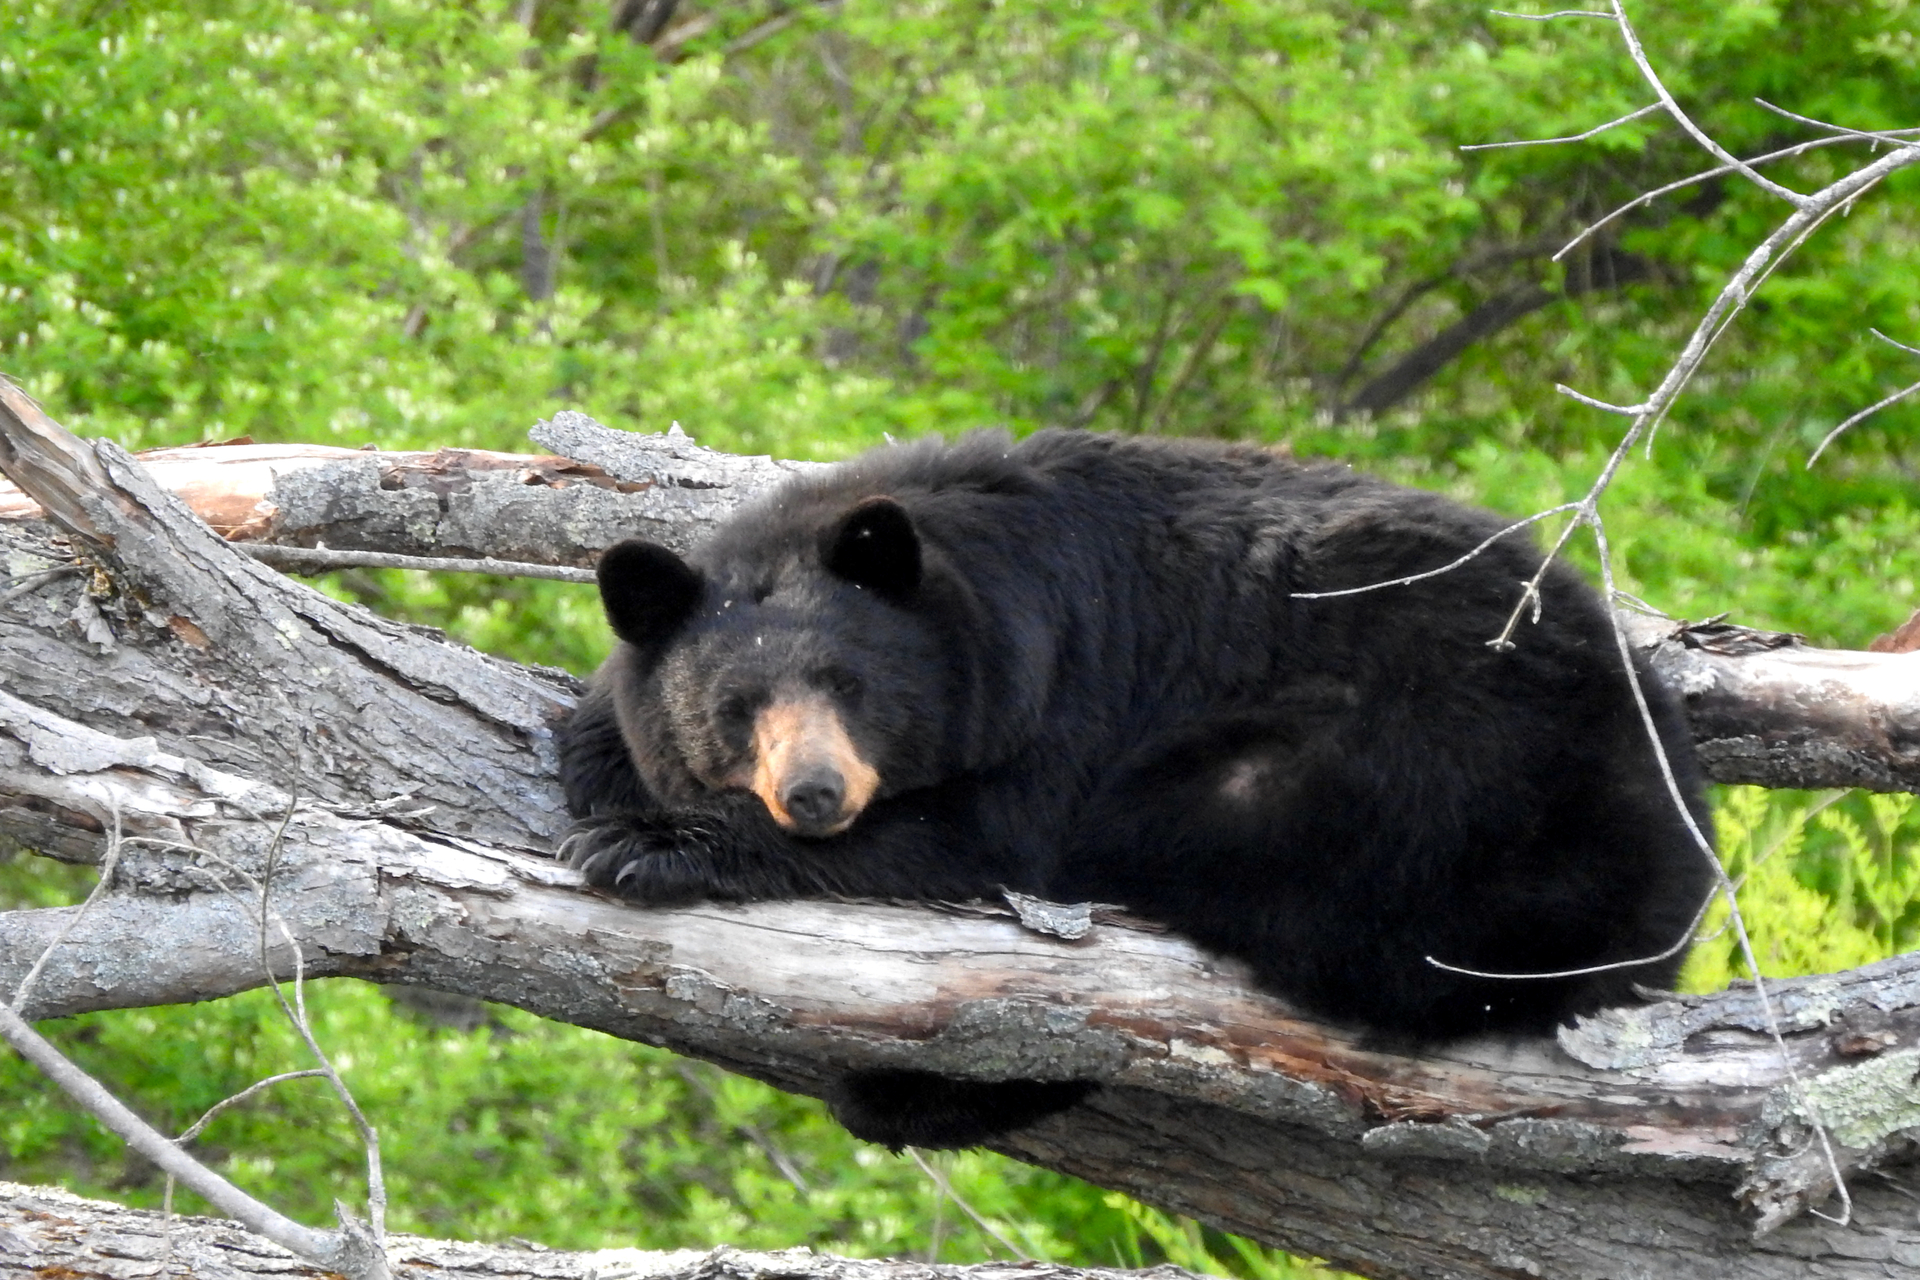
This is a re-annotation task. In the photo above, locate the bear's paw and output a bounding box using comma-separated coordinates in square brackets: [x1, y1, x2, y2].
[558, 813, 732, 905]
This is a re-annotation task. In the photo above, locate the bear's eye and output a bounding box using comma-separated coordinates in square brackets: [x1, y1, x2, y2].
[817, 669, 864, 703]
[716, 695, 755, 731]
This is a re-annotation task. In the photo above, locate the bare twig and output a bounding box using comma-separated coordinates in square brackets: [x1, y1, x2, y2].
[1605, 0, 1808, 207]
[1635, 185, 1863, 458]
[12, 794, 124, 1010]
[673, 1063, 813, 1195]
[0, 563, 81, 605]
[240, 544, 594, 584]
[1448, 10, 1917, 1226]
[1425, 877, 1718, 980]
[1484, 138, 1920, 645]
[1460, 101, 1663, 151]
[1290, 502, 1583, 600]
[907, 1148, 1037, 1262]
[1808, 329, 1920, 466]
[1555, 133, 1901, 263]
[1871, 329, 1920, 358]
[0, 792, 389, 1277]
[176, 1071, 332, 1146]
[1806, 378, 1920, 467]
[0, 1002, 378, 1268]
[1752, 98, 1920, 147]
[129, 823, 390, 1247]
[161, 1069, 332, 1219]
[234, 803, 390, 1240]
[1591, 513, 1853, 1229]
[1555, 385, 1646, 415]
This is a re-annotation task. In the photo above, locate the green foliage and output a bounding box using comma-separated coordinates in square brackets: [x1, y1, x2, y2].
[2, 0, 1919, 1274]
[0, 983, 1136, 1258]
[1683, 788, 1920, 991]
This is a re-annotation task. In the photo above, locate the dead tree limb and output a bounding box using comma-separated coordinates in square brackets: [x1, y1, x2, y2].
[0, 413, 824, 563]
[4, 392, 1920, 1277]
[1624, 614, 1920, 794]
[0, 1179, 1187, 1280]
[4, 630, 1920, 1276]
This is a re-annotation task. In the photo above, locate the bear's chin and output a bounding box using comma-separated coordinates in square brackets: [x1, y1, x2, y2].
[766, 804, 862, 840]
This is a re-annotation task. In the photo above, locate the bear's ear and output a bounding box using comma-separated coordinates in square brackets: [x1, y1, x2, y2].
[597, 540, 703, 649]
[823, 496, 921, 598]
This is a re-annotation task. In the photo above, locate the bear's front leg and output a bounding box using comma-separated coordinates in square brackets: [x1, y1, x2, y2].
[561, 785, 1024, 908]
[559, 801, 821, 905]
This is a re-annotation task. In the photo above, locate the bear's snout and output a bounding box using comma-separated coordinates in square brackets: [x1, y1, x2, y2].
[748, 694, 881, 838]
[781, 768, 847, 836]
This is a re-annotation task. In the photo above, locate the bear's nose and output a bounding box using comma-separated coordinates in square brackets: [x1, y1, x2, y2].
[782, 769, 847, 835]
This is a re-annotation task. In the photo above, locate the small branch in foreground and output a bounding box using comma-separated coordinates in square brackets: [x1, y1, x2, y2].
[1593, 514, 1852, 1232]
[1554, 131, 1910, 263]
[241, 543, 596, 583]
[1288, 502, 1583, 601]
[1753, 98, 1920, 147]
[175, 825, 389, 1244]
[907, 1149, 1037, 1262]
[1605, 0, 1809, 208]
[1807, 329, 1920, 467]
[1459, 100, 1663, 151]
[176, 1071, 331, 1145]
[1, 791, 394, 1279]
[12, 795, 123, 1010]
[0, 1001, 389, 1279]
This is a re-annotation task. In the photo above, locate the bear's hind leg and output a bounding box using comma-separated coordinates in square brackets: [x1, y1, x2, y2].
[828, 1070, 1097, 1151]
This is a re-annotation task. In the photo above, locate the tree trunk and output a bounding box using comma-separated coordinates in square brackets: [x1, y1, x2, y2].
[0, 1179, 1183, 1280]
[3, 391, 1920, 1279]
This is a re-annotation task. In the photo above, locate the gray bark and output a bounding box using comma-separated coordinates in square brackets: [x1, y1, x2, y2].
[5, 392, 1920, 1279]
[1622, 613, 1920, 793]
[6, 664, 1920, 1278]
[0, 1179, 1185, 1280]
[0, 411, 822, 563]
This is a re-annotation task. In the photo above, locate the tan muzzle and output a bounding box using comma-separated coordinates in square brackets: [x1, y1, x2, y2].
[747, 695, 880, 837]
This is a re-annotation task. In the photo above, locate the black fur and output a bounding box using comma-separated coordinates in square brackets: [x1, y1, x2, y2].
[828, 1071, 1098, 1152]
[558, 429, 1714, 1148]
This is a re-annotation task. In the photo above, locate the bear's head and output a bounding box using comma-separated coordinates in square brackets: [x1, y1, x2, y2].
[597, 496, 965, 839]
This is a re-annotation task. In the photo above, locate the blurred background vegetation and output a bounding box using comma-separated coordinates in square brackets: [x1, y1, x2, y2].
[1, 1, 1916, 1276]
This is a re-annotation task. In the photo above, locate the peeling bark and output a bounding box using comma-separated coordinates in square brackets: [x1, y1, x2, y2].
[5, 391, 1920, 1279]
[1623, 613, 1920, 793]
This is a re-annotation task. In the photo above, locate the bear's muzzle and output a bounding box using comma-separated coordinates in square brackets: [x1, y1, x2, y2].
[749, 695, 880, 838]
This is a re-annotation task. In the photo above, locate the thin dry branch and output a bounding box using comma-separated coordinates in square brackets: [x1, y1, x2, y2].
[1605, 0, 1809, 207]
[0, 681, 391, 1277]
[4, 691, 1920, 1273]
[1807, 330, 1920, 467]
[0, 1003, 389, 1278]
[1457, 101, 1663, 151]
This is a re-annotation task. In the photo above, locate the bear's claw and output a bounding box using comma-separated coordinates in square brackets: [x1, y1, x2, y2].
[558, 813, 740, 905]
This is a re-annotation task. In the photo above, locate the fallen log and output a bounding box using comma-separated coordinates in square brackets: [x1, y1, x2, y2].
[0, 1180, 1185, 1280]
[4, 387, 1920, 1278]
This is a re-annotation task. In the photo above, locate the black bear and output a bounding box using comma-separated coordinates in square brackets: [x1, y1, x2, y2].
[558, 429, 1714, 1148]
